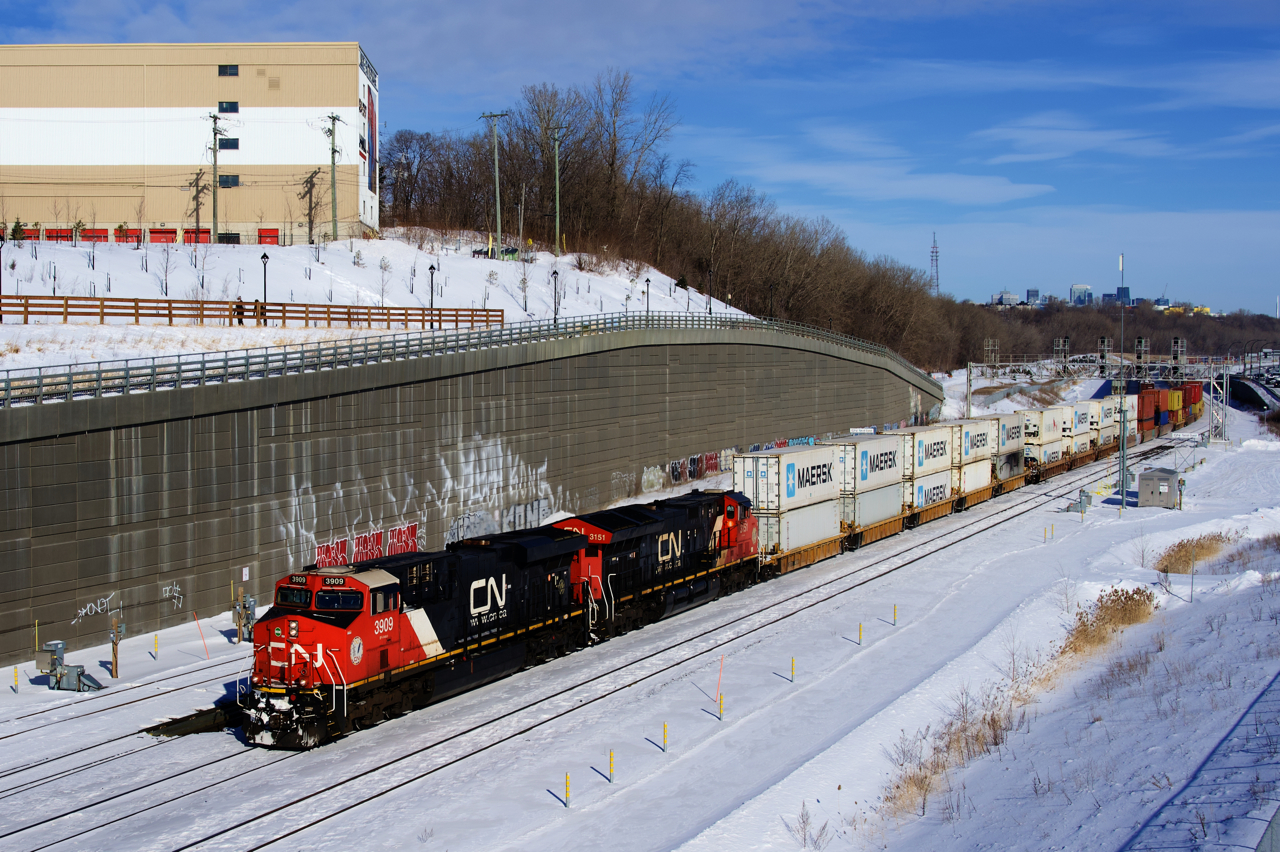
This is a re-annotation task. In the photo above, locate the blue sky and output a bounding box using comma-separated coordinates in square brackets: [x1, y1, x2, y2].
[8, 0, 1280, 312]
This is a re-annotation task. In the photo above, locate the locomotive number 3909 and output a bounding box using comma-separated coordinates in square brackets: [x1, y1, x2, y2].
[373, 616, 394, 634]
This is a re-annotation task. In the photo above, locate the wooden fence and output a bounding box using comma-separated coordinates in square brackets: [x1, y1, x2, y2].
[0, 295, 504, 330]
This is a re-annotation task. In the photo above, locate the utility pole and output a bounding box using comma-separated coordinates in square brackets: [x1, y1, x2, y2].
[1119, 252, 1127, 513]
[297, 168, 321, 245]
[188, 169, 209, 244]
[481, 112, 508, 258]
[518, 182, 526, 258]
[323, 114, 345, 242]
[208, 115, 226, 244]
[552, 126, 567, 258]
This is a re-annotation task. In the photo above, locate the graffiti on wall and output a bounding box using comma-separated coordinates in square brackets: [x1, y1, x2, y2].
[72, 592, 122, 625]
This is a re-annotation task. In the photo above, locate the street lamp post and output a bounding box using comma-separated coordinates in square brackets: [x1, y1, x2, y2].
[260, 252, 269, 326]
[428, 264, 436, 329]
[552, 270, 559, 323]
[645, 277, 650, 314]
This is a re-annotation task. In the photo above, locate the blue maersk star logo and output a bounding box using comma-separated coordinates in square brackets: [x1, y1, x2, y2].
[860, 450, 868, 480]
[786, 463, 796, 498]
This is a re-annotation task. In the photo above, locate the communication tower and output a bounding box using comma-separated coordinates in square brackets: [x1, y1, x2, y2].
[930, 233, 939, 295]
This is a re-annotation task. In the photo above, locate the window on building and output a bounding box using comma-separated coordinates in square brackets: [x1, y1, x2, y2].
[218, 101, 238, 113]
[218, 174, 240, 188]
[217, 233, 241, 245]
[218, 64, 238, 77]
[218, 137, 239, 150]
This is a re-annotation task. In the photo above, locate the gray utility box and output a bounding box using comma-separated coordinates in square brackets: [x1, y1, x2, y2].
[1137, 468, 1178, 509]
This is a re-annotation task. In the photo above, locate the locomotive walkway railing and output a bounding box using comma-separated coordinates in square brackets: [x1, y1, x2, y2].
[0, 312, 941, 409]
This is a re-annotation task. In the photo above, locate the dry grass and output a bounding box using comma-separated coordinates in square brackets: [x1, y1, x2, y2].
[880, 683, 1028, 820]
[1262, 410, 1280, 438]
[1214, 533, 1280, 575]
[876, 586, 1157, 824]
[1155, 533, 1234, 575]
[1062, 586, 1158, 655]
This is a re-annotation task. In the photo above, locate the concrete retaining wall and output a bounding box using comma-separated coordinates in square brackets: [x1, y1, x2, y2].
[0, 325, 941, 665]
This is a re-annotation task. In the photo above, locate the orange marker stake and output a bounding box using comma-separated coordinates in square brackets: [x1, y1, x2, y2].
[716, 654, 724, 702]
[193, 611, 210, 660]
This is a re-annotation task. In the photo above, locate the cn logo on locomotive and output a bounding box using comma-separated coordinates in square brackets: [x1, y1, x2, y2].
[470, 574, 508, 616]
[657, 531, 682, 563]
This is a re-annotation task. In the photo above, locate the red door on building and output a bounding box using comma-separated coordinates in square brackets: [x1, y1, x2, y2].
[149, 229, 177, 244]
[82, 229, 109, 243]
[183, 229, 210, 244]
[257, 229, 279, 245]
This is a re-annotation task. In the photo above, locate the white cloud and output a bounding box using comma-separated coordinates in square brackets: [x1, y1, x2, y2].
[973, 111, 1178, 164]
[679, 123, 1054, 205]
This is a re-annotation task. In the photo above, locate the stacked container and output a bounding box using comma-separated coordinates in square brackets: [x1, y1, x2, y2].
[1099, 396, 1121, 428]
[889, 425, 956, 509]
[977, 413, 1025, 483]
[1070, 402, 1093, 436]
[954, 420, 995, 495]
[1021, 408, 1065, 466]
[1138, 389, 1157, 438]
[824, 435, 905, 529]
[733, 445, 840, 554]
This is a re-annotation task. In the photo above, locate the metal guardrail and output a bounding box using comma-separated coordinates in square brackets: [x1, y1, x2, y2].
[0, 312, 942, 409]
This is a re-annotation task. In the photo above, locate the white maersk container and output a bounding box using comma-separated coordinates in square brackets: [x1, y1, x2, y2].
[904, 469, 953, 509]
[956, 420, 995, 464]
[1022, 408, 1066, 444]
[827, 435, 902, 494]
[1122, 394, 1139, 423]
[959, 459, 993, 493]
[1084, 400, 1103, 429]
[979, 413, 1024, 454]
[1070, 403, 1092, 435]
[994, 450, 1025, 481]
[889, 425, 956, 479]
[757, 500, 840, 553]
[1098, 397, 1118, 428]
[1026, 440, 1064, 465]
[1099, 424, 1118, 446]
[839, 483, 904, 529]
[733, 445, 838, 513]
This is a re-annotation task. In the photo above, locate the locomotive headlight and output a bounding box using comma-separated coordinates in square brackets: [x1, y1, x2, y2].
[288, 620, 299, 639]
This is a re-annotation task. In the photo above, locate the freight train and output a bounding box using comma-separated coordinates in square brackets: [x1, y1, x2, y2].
[244, 382, 1204, 748]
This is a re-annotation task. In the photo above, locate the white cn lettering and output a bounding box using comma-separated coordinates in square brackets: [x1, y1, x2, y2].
[658, 532, 683, 563]
[469, 574, 508, 616]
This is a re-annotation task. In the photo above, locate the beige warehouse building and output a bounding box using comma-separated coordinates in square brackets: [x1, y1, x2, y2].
[0, 42, 380, 245]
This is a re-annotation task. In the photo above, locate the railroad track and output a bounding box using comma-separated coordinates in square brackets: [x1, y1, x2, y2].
[1, 441, 1174, 852]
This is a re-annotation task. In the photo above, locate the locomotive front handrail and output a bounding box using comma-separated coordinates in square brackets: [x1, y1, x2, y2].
[0, 312, 942, 408]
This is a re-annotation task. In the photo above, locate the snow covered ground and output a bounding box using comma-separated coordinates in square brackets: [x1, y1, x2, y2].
[0, 236, 740, 372]
[2, 409, 1279, 851]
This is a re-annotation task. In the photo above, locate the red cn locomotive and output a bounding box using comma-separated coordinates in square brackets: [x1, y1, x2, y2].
[245, 490, 760, 748]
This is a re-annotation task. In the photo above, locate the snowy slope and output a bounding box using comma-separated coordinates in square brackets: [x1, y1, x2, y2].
[0, 236, 741, 372]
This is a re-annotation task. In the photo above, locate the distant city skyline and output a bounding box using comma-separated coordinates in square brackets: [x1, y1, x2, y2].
[5, 1, 1278, 313]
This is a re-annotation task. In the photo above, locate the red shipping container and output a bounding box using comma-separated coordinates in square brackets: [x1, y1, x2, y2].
[1156, 388, 1170, 411]
[1138, 391, 1157, 420]
[1139, 418, 1155, 432]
